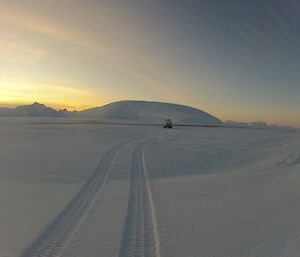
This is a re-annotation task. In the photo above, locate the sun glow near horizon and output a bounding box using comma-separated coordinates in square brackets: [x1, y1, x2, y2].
[0, 0, 300, 127]
[0, 77, 109, 110]
[1, 76, 300, 127]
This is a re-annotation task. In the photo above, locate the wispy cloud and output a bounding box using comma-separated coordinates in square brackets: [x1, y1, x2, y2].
[227, 0, 298, 64]
[127, 70, 189, 104]
[0, 76, 103, 109]
[0, 31, 47, 63]
[0, 5, 119, 57]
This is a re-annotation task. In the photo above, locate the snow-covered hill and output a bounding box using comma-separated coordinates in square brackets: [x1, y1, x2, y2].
[77, 100, 221, 124]
[15, 102, 58, 117]
[0, 100, 221, 125]
[0, 107, 25, 117]
[0, 102, 74, 117]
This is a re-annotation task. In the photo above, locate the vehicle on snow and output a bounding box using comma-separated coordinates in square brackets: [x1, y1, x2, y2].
[163, 119, 173, 128]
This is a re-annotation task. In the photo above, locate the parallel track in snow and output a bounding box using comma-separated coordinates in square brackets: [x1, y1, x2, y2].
[20, 142, 125, 257]
[118, 142, 161, 257]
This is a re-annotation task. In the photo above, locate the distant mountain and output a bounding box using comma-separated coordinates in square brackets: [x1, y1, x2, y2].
[0, 107, 25, 117]
[0, 101, 277, 128]
[15, 102, 58, 117]
[0, 100, 221, 125]
[0, 102, 74, 117]
[77, 100, 221, 124]
[57, 108, 75, 117]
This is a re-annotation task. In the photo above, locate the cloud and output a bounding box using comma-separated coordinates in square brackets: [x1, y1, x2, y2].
[0, 3, 175, 90]
[0, 32, 47, 63]
[0, 76, 103, 109]
[127, 70, 189, 104]
[0, 5, 115, 57]
[227, 0, 296, 64]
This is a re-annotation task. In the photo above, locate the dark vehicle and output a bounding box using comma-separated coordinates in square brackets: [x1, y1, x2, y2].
[163, 119, 173, 128]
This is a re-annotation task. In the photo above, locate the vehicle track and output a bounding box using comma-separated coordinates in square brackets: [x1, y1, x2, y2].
[20, 142, 126, 257]
[118, 142, 161, 257]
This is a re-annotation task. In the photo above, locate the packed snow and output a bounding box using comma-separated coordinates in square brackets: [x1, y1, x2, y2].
[0, 118, 300, 257]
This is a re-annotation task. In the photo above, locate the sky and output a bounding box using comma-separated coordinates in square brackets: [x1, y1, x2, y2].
[0, 0, 300, 126]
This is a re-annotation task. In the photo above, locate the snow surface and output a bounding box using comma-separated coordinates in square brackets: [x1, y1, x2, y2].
[0, 118, 300, 257]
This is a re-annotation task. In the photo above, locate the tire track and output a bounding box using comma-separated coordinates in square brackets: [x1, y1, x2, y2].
[20, 142, 126, 257]
[119, 142, 161, 257]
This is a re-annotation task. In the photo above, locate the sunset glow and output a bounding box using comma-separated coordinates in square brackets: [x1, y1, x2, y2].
[1, 0, 300, 126]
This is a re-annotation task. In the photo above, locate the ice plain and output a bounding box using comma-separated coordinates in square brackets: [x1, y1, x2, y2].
[1, 118, 300, 257]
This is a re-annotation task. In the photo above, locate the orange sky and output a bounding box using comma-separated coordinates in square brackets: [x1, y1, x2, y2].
[0, 1, 299, 127]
